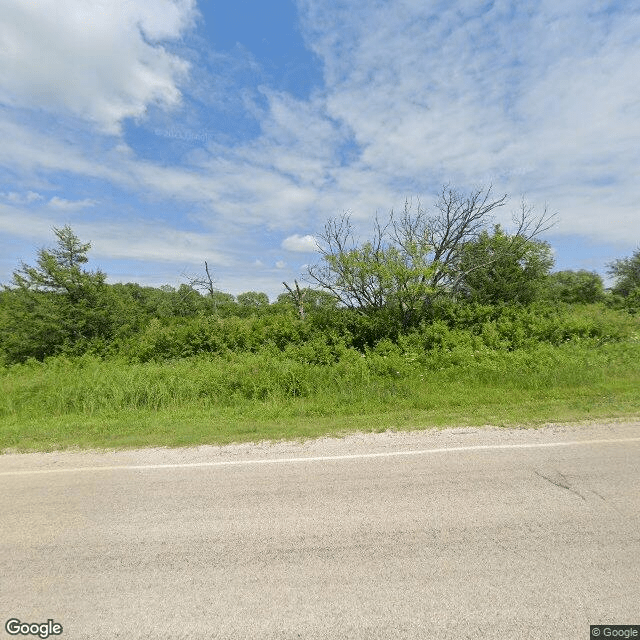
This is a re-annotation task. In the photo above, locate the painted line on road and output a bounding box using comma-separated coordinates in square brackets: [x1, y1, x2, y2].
[1, 436, 639, 477]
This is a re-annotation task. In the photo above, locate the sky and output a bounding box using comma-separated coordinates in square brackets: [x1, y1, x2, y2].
[0, 0, 639, 299]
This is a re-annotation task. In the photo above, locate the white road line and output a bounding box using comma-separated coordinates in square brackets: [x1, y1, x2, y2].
[1, 436, 639, 477]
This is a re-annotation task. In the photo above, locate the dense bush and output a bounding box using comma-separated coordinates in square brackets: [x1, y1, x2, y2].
[3, 290, 637, 367]
[2, 227, 639, 367]
[608, 248, 640, 298]
[546, 270, 606, 304]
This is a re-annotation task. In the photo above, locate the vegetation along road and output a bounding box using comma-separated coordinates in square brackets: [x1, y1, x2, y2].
[2, 188, 640, 451]
[1, 187, 639, 637]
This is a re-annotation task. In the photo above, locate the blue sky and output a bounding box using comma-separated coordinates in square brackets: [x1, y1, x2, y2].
[1, 0, 639, 299]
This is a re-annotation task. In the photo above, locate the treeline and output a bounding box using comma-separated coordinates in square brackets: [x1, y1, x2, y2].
[1, 189, 639, 367]
[0, 232, 638, 366]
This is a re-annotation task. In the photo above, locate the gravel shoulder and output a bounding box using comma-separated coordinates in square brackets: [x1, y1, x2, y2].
[2, 418, 638, 473]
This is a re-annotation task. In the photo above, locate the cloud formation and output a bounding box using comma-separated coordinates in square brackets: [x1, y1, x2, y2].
[281, 234, 317, 253]
[1, 0, 639, 296]
[0, 0, 197, 133]
[49, 197, 97, 211]
[298, 0, 640, 237]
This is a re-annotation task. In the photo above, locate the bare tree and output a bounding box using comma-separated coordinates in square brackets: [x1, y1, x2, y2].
[283, 280, 306, 319]
[182, 260, 229, 310]
[306, 185, 556, 326]
[185, 260, 216, 297]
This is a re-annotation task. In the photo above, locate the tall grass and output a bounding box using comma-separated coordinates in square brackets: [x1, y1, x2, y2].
[2, 336, 639, 451]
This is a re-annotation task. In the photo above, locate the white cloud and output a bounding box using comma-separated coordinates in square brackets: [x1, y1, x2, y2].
[282, 234, 317, 253]
[0, 118, 134, 181]
[0, 0, 197, 133]
[295, 0, 640, 242]
[25, 190, 43, 203]
[91, 225, 230, 266]
[0, 203, 230, 268]
[1, 190, 43, 204]
[49, 197, 97, 211]
[2, 0, 640, 295]
[0, 203, 59, 239]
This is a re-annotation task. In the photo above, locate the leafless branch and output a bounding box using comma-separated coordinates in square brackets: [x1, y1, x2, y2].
[283, 279, 306, 319]
[305, 184, 557, 318]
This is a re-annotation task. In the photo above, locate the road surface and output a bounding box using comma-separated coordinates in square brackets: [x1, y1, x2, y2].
[1, 421, 639, 639]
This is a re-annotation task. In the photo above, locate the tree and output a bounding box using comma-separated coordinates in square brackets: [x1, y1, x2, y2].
[458, 225, 554, 305]
[1, 226, 112, 361]
[546, 270, 605, 304]
[10, 225, 103, 300]
[296, 288, 338, 311]
[209, 291, 236, 309]
[282, 280, 306, 319]
[237, 291, 270, 308]
[608, 248, 640, 298]
[307, 186, 555, 326]
[279, 282, 338, 319]
[161, 284, 207, 317]
[306, 210, 438, 328]
[182, 260, 231, 312]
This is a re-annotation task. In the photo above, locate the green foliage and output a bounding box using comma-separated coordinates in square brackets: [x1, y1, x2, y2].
[106, 301, 637, 367]
[300, 288, 339, 311]
[2, 222, 637, 377]
[3, 334, 639, 451]
[121, 313, 311, 362]
[8, 225, 103, 297]
[208, 291, 237, 313]
[237, 291, 270, 308]
[277, 285, 338, 317]
[1, 226, 116, 362]
[458, 225, 554, 304]
[546, 270, 606, 304]
[608, 248, 640, 297]
[307, 210, 440, 328]
[3, 222, 640, 451]
[318, 232, 437, 324]
[608, 248, 640, 313]
[308, 187, 554, 326]
[140, 284, 205, 317]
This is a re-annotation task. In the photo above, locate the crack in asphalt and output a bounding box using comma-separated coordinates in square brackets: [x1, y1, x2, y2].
[534, 469, 587, 501]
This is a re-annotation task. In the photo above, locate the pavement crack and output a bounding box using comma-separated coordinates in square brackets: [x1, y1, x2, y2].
[534, 469, 586, 501]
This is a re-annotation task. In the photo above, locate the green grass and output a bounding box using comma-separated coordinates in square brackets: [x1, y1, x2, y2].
[2, 338, 639, 452]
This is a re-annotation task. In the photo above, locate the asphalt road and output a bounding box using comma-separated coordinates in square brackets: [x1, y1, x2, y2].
[1, 422, 639, 639]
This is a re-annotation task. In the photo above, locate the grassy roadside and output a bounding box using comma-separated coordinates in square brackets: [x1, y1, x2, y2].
[2, 339, 639, 452]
